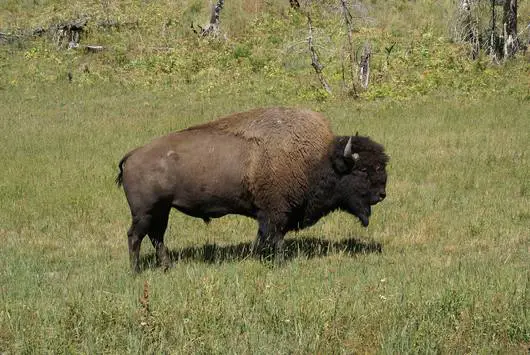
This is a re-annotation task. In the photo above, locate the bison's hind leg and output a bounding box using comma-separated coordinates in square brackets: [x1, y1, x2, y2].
[147, 208, 171, 271]
[128, 207, 171, 273]
[128, 215, 151, 274]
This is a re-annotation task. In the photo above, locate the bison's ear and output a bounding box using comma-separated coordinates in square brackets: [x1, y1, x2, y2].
[333, 137, 357, 174]
[332, 155, 350, 174]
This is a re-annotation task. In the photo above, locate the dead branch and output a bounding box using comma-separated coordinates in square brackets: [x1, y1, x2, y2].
[340, 0, 358, 96]
[307, 13, 332, 95]
[85, 45, 104, 53]
[0, 31, 22, 45]
[359, 42, 371, 89]
[502, 0, 518, 58]
[457, 0, 480, 59]
[195, 0, 225, 37]
[489, 0, 501, 63]
[50, 17, 88, 49]
[290, 0, 301, 10]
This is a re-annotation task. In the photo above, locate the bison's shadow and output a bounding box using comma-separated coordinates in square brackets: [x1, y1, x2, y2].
[139, 236, 382, 270]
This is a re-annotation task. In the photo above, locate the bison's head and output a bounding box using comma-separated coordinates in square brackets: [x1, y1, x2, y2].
[332, 135, 389, 227]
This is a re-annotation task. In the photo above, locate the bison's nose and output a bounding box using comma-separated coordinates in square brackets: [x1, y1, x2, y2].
[379, 192, 386, 201]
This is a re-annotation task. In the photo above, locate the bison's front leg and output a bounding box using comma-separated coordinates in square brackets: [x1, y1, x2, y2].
[253, 214, 287, 264]
[149, 238, 170, 271]
[272, 236, 285, 265]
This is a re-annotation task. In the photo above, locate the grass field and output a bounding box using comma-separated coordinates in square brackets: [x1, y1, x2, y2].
[1, 0, 529, 353]
[1, 82, 528, 353]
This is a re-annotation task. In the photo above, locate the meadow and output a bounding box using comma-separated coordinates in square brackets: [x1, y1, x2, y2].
[1, 0, 529, 353]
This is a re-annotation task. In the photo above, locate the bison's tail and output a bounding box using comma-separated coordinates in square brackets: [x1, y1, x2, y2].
[116, 150, 135, 187]
[115, 156, 127, 187]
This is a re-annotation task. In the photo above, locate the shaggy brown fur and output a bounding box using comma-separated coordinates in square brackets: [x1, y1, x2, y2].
[187, 107, 334, 214]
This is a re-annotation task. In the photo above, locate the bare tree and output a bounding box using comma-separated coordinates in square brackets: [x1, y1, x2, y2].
[488, 0, 501, 62]
[359, 42, 371, 89]
[340, 0, 358, 96]
[193, 0, 225, 37]
[456, 0, 480, 59]
[503, 0, 518, 58]
[307, 13, 332, 94]
[453, 0, 522, 62]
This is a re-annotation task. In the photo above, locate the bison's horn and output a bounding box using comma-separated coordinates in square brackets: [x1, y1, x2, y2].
[344, 137, 352, 158]
[352, 153, 360, 161]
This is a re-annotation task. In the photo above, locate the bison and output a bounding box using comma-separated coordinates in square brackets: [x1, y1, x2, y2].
[116, 107, 388, 272]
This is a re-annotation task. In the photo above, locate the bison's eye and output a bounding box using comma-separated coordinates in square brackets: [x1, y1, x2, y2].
[353, 168, 368, 178]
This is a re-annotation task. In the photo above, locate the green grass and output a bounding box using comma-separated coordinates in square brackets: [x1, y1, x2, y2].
[1, 83, 528, 353]
[1, 0, 529, 353]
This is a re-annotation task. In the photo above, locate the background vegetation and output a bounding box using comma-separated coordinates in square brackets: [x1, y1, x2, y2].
[1, 0, 529, 353]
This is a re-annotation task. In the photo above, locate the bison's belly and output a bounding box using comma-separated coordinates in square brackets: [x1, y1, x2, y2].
[172, 190, 257, 220]
[168, 152, 255, 219]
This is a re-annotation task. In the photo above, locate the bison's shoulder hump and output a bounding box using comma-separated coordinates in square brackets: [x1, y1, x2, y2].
[184, 107, 333, 143]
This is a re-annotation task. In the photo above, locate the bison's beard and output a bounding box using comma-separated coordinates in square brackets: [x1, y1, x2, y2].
[346, 198, 371, 227]
[356, 204, 371, 227]
[339, 177, 374, 227]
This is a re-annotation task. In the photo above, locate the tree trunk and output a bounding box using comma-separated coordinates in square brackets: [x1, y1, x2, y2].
[307, 14, 332, 95]
[340, 0, 358, 96]
[194, 0, 224, 37]
[489, 0, 500, 62]
[359, 42, 371, 89]
[502, 0, 518, 58]
[460, 0, 480, 59]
